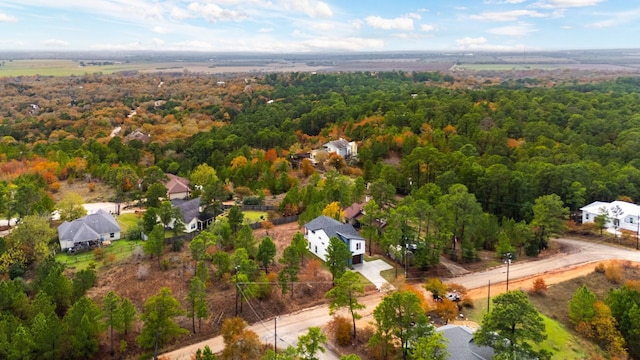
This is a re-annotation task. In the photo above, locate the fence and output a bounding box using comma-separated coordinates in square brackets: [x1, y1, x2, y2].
[248, 215, 299, 229]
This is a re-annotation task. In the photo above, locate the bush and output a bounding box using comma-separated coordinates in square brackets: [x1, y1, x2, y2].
[160, 258, 170, 271]
[104, 253, 117, 265]
[171, 239, 184, 252]
[530, 277, 548, 296]
[327, 316, 352, 346]
[242, 196, 262, 205]
[461, 297, 474, 308]
[93, 248, 106, 261]
[88, 182, 96, 192]
[605, 263, 624, 284]
[594, 262, 606, 273]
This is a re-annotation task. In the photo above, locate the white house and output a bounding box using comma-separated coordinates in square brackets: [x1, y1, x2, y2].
[581, 200, 640, 233]
[310, 138, 358, 164]
[169, 197, 213, 233]
[57, 209, 121, 251]
[303, 215, 365, 265]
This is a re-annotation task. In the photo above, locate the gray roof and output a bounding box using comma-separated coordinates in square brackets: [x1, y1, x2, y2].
[172, 197, 201, 223]
[305, 215, 364, 241]
[324, 138, 350, 151]
[437, 325, 494, 360]
[58, 209, 120, 243]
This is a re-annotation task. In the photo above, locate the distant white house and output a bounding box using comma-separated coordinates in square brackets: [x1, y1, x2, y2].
[581, 200, 640, 233]
[303, 215, 365, 265]
[57, 209, 121, 251]
[310, 138, 357, 164]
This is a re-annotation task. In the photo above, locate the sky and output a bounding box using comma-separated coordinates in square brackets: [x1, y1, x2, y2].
[0, 0, 637, 52]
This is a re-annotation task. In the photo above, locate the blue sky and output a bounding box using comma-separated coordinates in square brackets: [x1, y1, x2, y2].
[0, 0, 637, 52]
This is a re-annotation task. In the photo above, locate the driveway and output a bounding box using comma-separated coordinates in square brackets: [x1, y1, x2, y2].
[352, 259, 395, 291]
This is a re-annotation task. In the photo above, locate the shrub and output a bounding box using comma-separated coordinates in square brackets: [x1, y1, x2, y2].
[160, 258, 170, 271]
[461, 297, 474, 308]
[594, 262, 606, 273]
[104, 253, 117, 265]
[93, 247, 105, 261]
[242, 196, 262, 205]
[327, 316, 352, 346]
[530, 277, 548, 295]
[171, 239, 184, 252]
[88, 182, 96, 192]
[605, 263, 624, 284]
[436, 299, 459, 324]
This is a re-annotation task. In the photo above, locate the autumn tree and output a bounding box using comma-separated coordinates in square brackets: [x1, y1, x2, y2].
[424, 278, 448, 300]
[322, 201, 345, 222]
[475, 290, 548, 359]
[326, 271, 365, 339]
[220, 317, 262, 360]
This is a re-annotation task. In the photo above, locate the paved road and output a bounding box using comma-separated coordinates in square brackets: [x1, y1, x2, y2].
[162, 237, 640, 359]
[444, 238, 640, 290]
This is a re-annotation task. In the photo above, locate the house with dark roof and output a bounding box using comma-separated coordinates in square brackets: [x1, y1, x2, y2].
[436, 325, 495, 360]
[304, 215, 365, 265]
[169, 197, 214, 233]
[58, 209, 121, 251]
[344, 201, 365, 228]
[164, 174, 190, 200]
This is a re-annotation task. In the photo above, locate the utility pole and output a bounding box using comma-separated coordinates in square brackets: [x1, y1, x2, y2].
[234, 266, 239, 316]
[504, 253, 512, 292]
[274, 316, 279, 356]
[487, 280, 490, 313]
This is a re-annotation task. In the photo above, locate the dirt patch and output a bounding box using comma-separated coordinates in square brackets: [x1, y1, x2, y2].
[87, 221, 339, 359]
[53, 178, 114, 203]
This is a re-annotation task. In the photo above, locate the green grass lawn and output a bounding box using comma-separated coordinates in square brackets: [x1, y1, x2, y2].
[117, 213, 139, 234]
[461, 297, 601, 359]
[243, 211, 268, 224]
[56, 239, 141, 271]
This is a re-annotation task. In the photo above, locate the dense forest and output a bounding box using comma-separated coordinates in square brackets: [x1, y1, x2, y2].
[1, 70, 640, 358]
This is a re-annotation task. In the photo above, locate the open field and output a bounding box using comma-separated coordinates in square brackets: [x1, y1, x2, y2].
[56, 239, 141, 271]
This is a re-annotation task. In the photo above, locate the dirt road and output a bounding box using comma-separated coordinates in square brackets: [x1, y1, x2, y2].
[162, 237, 640, 359]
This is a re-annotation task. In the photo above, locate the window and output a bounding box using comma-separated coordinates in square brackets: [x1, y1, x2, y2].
[110, 233, 115, 238]
[585, 214, 590, 220]
[356, 242, 361, 250]
[314, 246, 318, 253]
[308, 241, 311, 249]
[191, 223, 196, 229]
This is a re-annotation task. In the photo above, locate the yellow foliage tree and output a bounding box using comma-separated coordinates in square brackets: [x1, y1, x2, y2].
[322, 201, 345, 222]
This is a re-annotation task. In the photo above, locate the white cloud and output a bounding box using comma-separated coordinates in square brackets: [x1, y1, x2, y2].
[365, 15, 414, 30]
[470, 10, 546, 21]
[43, 39, 68, 47]
[170, 7, 191, 20]
[533, 0, 604, 8]
[278, 0, 333, 18]
[406, 13, 422, 20]
[152, 25, 170, 34]
[586, 8, 640, 29]
[152, 38, 165, 46]
[350, 19, 363, 30]
[420, 24, 437, 32]
[484, 0, 527, 4]
[0, 12, 17, 22]
[487, 23, 536, 36]
[258, 27, 273, 33]
[456, 37, 488, 48]
[187, 3, 248, 22]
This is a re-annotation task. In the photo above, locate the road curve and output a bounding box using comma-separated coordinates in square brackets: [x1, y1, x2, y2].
[162, 237, 640, 359]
